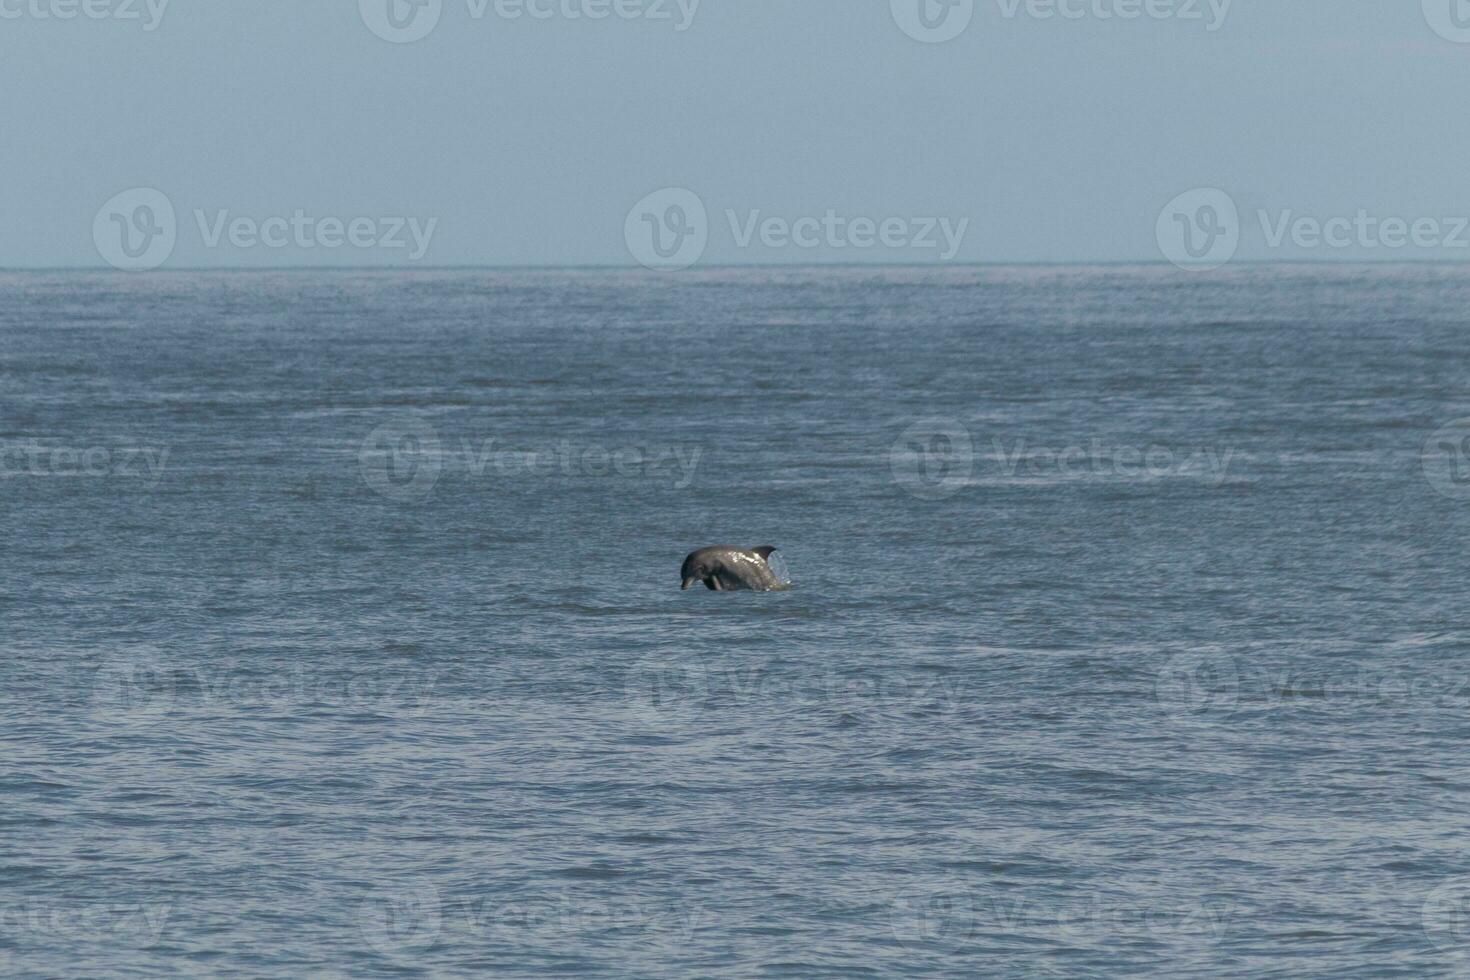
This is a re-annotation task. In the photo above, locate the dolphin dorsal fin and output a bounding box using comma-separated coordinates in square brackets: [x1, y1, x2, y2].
[751, 546, 777, 561]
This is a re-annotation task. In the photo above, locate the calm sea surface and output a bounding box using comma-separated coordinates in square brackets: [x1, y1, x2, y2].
[3, 266, 1470, 977]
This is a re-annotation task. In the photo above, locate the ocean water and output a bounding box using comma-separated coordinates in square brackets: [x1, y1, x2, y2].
[3, 265, 1470, 978]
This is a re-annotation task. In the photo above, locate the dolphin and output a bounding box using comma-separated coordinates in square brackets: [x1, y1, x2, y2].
[680, 546, 785, 592]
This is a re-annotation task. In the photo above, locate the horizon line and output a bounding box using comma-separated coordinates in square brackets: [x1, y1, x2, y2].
[6, 258, 1470, 273]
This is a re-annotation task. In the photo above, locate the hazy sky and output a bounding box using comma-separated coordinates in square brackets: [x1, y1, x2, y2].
[3, 0, 1469, 268]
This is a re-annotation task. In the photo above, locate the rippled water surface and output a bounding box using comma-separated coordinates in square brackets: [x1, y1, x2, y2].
[3, 266, 1470, 977]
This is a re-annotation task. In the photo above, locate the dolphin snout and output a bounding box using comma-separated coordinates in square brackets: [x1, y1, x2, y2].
[681, 576, 698, 591]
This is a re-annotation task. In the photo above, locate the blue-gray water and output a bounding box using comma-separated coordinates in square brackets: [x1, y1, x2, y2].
[3, 266, 1470, 978]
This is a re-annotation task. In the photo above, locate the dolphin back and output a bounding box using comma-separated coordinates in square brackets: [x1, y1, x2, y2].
[682, 545, 788, 592]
